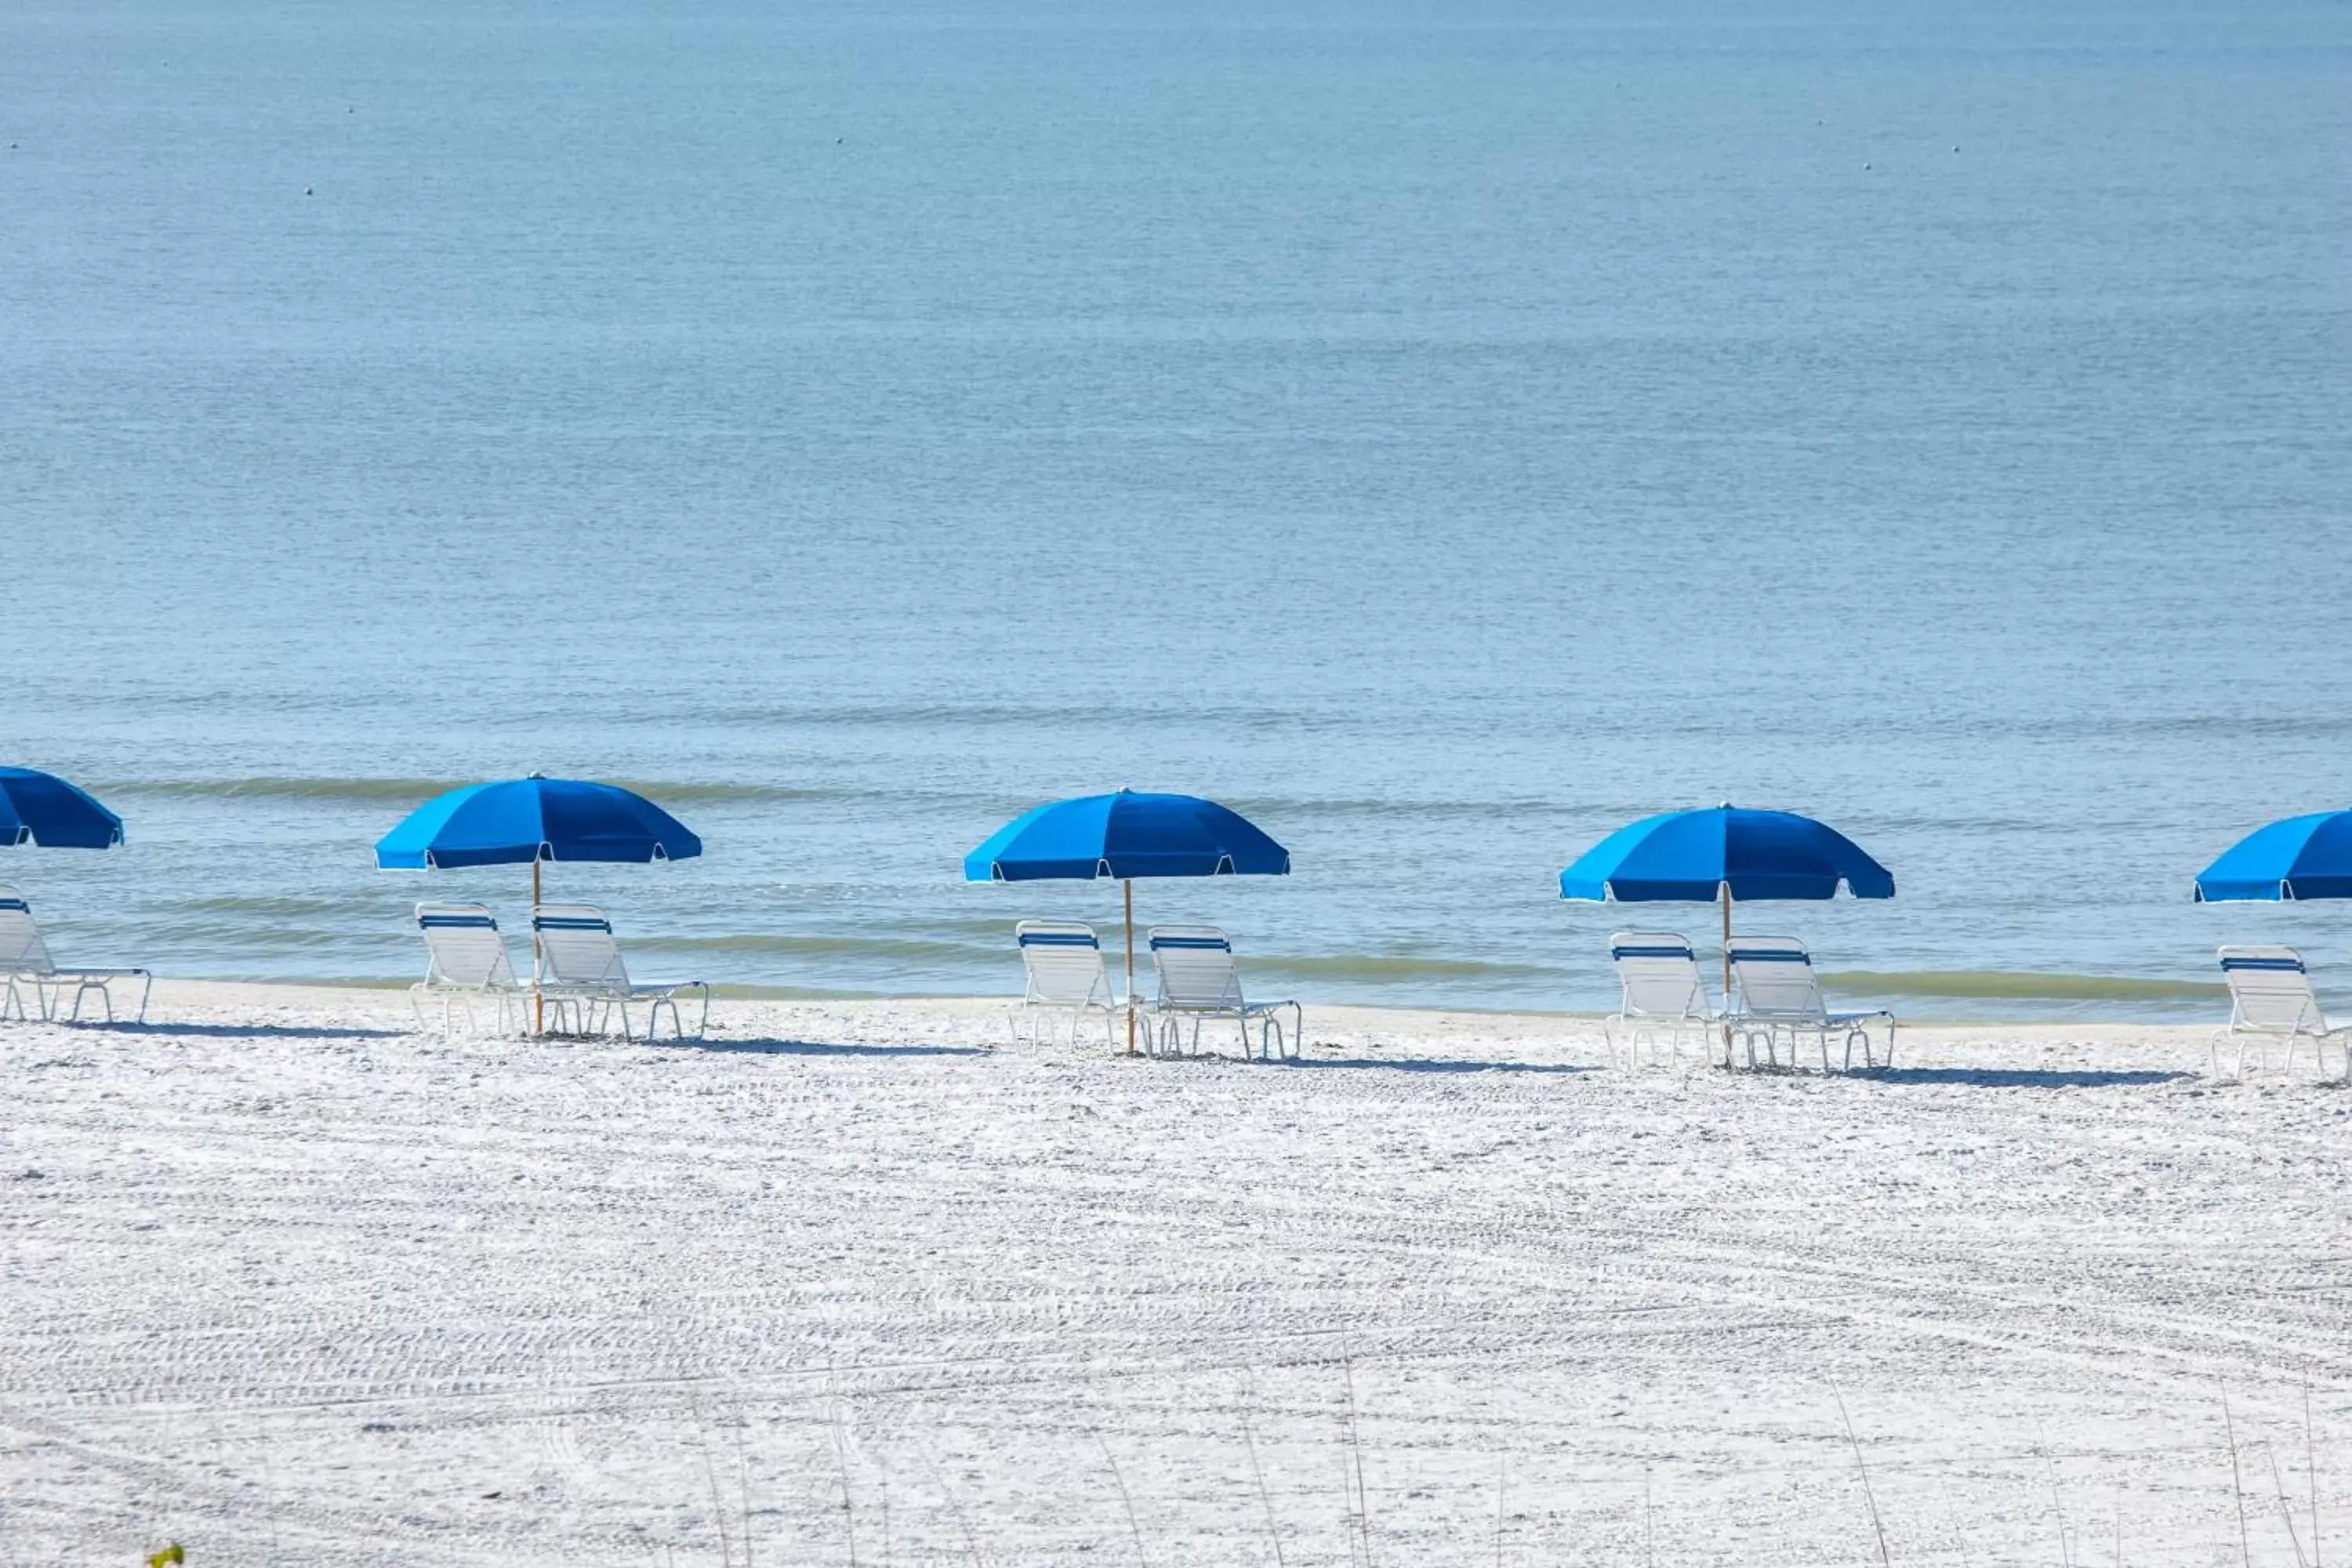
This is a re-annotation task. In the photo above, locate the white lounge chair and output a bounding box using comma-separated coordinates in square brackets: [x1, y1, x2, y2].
[531, 905, 710, 1040]
[1011, 920, 1120, 1047]
[1726, 936, 1894, 1072]
[1142, 925, 1300, 1060]
[2212, 946, 2350, 1080]
[0, 886, 151, 1024]
[411, 902, 526, 1036]
[1603, 931, 1719, 1069]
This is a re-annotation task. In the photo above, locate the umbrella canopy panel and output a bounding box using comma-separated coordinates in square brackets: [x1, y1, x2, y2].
[2194, 809, 2352, 902]
[965, 789, 1289, 883]
[375, 776, 702, 869]
[0, 766, 124, 849]
[1560, 805, 1893, 903]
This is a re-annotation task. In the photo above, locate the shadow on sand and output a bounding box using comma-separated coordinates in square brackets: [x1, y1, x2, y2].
[651, 1036, 993, 1060]
[1867, 1065, 2193, 1089]
[31, 1019, 409, 1040]
[1274, 1055, 1599, 1076]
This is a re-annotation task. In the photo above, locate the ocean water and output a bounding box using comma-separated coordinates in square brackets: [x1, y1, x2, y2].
[5, 1, 2349, 1019]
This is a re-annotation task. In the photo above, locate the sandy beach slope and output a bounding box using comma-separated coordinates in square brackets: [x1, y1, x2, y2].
[3, 981, 2347, 1565]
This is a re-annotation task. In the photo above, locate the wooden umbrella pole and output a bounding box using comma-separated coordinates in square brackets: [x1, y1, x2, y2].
[1719, 881, 1733, 1066]
[1123, 878, 1137, 1055]
[532, 857, 544, 1036]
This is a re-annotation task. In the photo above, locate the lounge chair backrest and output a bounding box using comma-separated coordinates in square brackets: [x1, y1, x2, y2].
[1728, 936, 1829, 1022]
[1149, 925, 1247, 1011]
[1016, 920, 1112, 1007]
[2218, 946, 2323, 1033]
[1609, 931, 1707, 1018]
[534, 905, 630, 989]
[416, 902, 517, 989]
[0, 887, 56, 977]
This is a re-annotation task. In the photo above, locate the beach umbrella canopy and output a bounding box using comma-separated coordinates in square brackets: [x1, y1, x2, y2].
[965, 789, 1289, 883]
[2194, 810, 2352, 902]
[1559, 805, 1893, 904]
[966, 789, 1289, 1051]
[0, 766, 124, 849]
[375, 775, 700, 869]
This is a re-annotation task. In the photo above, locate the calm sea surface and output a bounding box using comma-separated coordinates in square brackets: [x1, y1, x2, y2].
[5, 2, 2349, 1018]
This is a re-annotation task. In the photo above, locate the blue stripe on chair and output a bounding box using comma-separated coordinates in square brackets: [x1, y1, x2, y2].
[1150, 935, 1231, 950]
[1729, 949, 1812, 964]
[419, 914, 496, 929]
[1610, 945, 1692, 960]
[533, 916, 612, 931]
[1018, 931, 1098, 947]
[0, 898, 28, 913]
[2221, 956, 2305, 972]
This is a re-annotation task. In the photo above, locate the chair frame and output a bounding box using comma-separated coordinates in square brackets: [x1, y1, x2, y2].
[0, 887, 152, 1025]
[1141, 924, 1301, 1061]
[1010, 920, 1120, 1047]
[410, 902, 526, 1037]
[1602, 931, 1719, 1069]
[2211, 946, 2350, 1081]
[1724, 935, 1895, 1073]
[532, 904, 710, 1041]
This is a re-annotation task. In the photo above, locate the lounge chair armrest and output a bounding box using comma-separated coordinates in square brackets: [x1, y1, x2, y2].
[630, 979, 708, 997]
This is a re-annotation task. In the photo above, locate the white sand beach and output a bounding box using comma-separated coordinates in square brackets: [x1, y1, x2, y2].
[4, 982, 2347, 1566]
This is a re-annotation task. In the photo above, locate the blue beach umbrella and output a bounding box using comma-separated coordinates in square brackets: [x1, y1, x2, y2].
[375, 775, 699, 870]
[2193, 810, 2352, 903]
[1561, 804, 1894, 1037]
[0, 766, 125, 850]
[376, 774, 701, 1029]
[966, 789, 1289, 1051]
